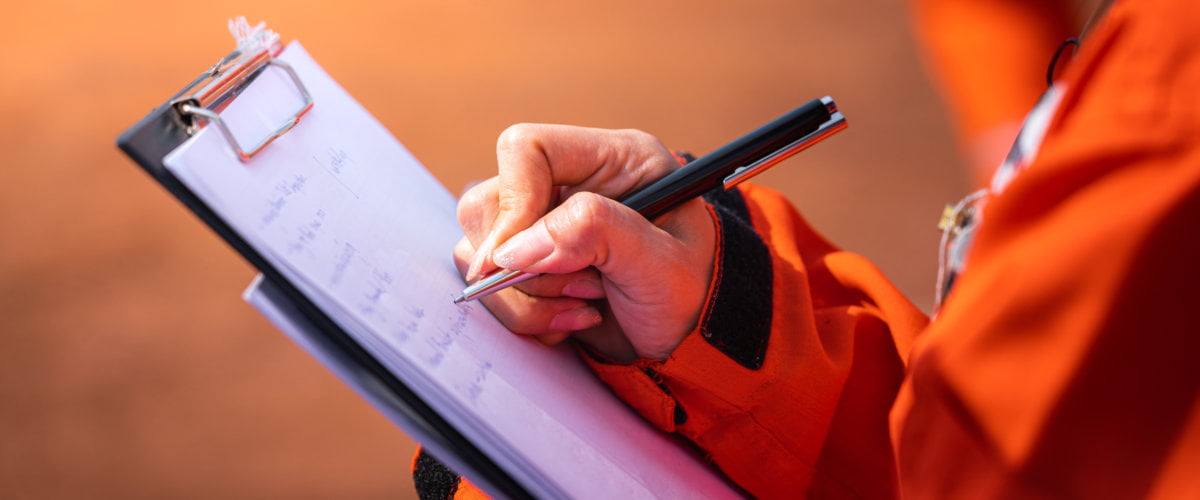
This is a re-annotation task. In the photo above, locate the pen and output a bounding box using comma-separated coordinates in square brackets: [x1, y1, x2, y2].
[453, 96, 847, 304]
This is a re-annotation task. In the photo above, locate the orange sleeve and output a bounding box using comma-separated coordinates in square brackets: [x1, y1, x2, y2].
[583, 183, 927, 498]
[893, 0, 1200, 496]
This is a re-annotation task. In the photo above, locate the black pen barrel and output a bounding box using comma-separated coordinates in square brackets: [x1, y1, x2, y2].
[622, 98, 833, 220]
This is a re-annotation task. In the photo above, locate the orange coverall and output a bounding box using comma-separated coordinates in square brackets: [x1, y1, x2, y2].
[418, 0, 1200, 497]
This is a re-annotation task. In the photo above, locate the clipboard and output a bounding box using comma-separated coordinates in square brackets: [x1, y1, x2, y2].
[115, 20, 531, 498]
[117, 19, 743, 499]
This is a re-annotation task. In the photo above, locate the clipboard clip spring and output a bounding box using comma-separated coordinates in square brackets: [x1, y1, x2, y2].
[170, 21, 313, 161]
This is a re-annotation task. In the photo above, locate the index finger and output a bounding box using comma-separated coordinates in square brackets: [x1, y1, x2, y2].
[466, 124, 679, 280]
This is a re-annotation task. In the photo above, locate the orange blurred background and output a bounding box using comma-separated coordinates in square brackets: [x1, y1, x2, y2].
[0, 1, 968, 497]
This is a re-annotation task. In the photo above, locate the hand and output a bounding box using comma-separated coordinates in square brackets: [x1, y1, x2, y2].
[455, 124, 716, 362]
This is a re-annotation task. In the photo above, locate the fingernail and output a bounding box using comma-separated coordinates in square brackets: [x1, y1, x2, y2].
[562, 277, 605, 299]
[493, 222, 554, 270]
[549, 307, 603, 332]
[465, 252, 485, 282]
[466, 232, 498, 281]
[535, 332, 572, 346]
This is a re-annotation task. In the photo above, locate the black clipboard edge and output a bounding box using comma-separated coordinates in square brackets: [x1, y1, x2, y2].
[115, 57, 533, 499]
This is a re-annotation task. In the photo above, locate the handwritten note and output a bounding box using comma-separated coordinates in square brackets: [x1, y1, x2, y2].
[165, 42, 737, 499]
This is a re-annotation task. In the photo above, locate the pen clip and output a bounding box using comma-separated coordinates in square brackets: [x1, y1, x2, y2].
[722, 97, 847, 189]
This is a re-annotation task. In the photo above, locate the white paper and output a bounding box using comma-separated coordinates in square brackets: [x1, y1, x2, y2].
[165, 42, 738, 499]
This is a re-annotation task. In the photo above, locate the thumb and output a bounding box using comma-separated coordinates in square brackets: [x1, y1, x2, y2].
[491, 192, 684, 289]
[492, 191, 714, 360]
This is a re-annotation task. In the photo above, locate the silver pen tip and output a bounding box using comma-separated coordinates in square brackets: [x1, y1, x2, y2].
[452, 294, 467, 304]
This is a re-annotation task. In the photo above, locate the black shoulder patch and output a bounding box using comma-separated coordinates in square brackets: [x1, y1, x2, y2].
[700, 187, 774, 369]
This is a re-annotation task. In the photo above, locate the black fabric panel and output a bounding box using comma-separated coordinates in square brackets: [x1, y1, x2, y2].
[413, 448, 461, 500]
[700, 187, 774, 369]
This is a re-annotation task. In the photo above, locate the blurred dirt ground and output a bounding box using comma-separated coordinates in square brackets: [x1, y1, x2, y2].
[0, 1, 965, 498]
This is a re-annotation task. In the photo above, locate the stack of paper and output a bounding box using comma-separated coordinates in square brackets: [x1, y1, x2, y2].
[163, 41, 738, 498]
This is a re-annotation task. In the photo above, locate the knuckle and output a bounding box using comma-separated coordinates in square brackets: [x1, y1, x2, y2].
[453, 236, 474, 258]
[620, 128, 658, 148]
[456, 181, 491, 222]
[616, 128, 675, 177]
[495, 191, 529, 218]
[619, 128, 667, 155]
[458, 180, 488, 206]
[496, 123, 539, 152]
[543, 193, 622, 266]
[560, 192, 617, 235]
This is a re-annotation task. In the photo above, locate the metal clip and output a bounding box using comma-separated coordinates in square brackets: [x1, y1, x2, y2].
[723, 96, 847, 188]
[170, 47, 313, 161]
